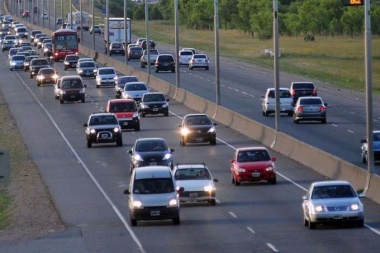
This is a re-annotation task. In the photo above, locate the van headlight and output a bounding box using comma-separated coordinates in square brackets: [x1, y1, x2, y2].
[168, 199, 178, 207]
[181, 128, 191, 136]
[163, 153, 172, 160]
[132, 200, 142, 208]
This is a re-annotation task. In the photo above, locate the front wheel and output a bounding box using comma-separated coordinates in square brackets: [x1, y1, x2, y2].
[117, 138, 123, 147]
[173, 217, 180, 225]
[87, 139, 92, 148]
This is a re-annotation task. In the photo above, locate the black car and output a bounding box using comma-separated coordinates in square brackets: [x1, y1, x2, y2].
[128, 138, 174, 173]
[84, 113, 123, 148]
[63, 54, 79, 70]
[178, 114, 217, 146]
[154, 54, 175, 73]
[127, 46, 143, 60]
[114, 75, 139, 98]
[1, 41, 14, 52]
[23, 55, 39, 71]
[29, 58, 51, 78]
[139, 92, 169, 117]
[289, 82, 317, 103]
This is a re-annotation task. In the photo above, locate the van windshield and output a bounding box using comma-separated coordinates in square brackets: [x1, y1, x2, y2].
[133, 178, 174, 194]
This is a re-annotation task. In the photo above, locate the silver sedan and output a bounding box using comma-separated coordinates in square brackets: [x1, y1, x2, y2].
[302, 181, 364, 229]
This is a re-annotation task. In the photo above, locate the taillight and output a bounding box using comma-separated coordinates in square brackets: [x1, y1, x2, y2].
[297, 106, 304, 112]
[205, 58, 209, 63]
[313, 89, 317, 95]
[190, 59, 195, 63]
[320, 105, 326, 111]
[290, 90, 295, 95]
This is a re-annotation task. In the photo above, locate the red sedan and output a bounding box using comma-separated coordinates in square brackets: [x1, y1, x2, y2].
[230, 147, 277, 185]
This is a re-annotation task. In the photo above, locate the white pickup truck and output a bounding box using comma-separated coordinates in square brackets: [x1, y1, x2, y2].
[140, 49, 159, 68]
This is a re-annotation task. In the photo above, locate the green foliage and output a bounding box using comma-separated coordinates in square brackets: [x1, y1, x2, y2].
[0, 188, 11, 230]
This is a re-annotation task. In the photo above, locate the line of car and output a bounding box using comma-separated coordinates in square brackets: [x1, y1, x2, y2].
[2, 19, 367, 229]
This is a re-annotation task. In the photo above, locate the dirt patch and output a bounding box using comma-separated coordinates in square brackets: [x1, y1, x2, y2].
[0, 92, 65, 242]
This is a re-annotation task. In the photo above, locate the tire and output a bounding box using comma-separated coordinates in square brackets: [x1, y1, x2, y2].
[96, 84, 100, 89]
[37, 82, 40, 87]
[173, 217, 180, 225]
[357, 220, 364, 228]
[294, 118, 299, 124]
[263, 111, 269, 116]
[205, 66, 209, 70]
[269, 177, 277, 184]
[87, 139, 92, 148]
[308, 218, 316, 229]
[141, 113, 145, 118]
[81, 98, 85, 103]
[141, 63, 145, 68]
[362, 153, 367, 164]
[288, 112, 293, 116]
[164, 111, 169, 117]
[210, 138, 216, 145]
[189, 66, 193, 70]
[321, 119, 327, 124]
[59, 98, 64, 104]
[234, 178, 240, 186]
[10, 68, 13, 71]
[155, 68, 158, 73]
[209, 199, 216, 206]
[134, 125, 140, 131]
[64, 67, 67, 70]
[304, 218, 309, 227]
[130, 218, 137, 227]
[117, 138, 123, 147]
[30, 74, 33, 79]
[171, 68, 175, 73]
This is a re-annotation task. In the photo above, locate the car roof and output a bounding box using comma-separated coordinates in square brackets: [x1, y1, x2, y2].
[98, 67, 115, 70]
[61, 75, 82, 80]
[267, 87, 290, 91]
[136, 137, 167, 143]
[311, 181, 351, 187]
[237, 147, 268, 152]
[134, 166, 172, 180]
[108, 98, 136, 104]
[90, 112, 115, 118]
[175, 163, 207, 170]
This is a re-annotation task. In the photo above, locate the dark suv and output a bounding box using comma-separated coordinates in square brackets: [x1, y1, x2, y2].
[289, 82, 317, 103]
[29, 58, 51, 78]
[178, 114, 217, 146]
[154, 54, 175, 73]
[139, 92, 169, 117]
[63, 54, 79, 70]
[84, 113, 123, 148]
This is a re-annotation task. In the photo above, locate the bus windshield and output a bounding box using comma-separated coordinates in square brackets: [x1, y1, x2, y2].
[54, 34, 77, 50]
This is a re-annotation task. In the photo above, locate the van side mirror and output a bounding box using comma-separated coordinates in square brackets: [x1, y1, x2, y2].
[124, 189, 130, 195]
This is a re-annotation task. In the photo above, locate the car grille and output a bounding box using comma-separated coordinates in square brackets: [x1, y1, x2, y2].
[95, 128, 115, 133]
[148, 103, 164, 109]
[181, 191, 209, 198]
[66, 90, 80, 94]
[326, 206, 349, 212]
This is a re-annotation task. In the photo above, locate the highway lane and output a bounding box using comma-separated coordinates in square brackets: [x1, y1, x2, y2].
[1, 40, 380, 252]
[17, 0, 380, 175]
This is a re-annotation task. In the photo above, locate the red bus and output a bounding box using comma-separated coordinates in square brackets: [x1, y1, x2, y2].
[51, 29, 78, 61]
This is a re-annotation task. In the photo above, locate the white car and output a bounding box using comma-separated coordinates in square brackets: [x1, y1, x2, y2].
[302, 181, 364, 229]
[41, 13, 48, 19]
[173, 163, 218, 206]
[78, 58, 98, 68]
[121, 82, 149, 104]
[261, 88, 294, 116]
[178, 50, 193, 65]
[189, 54, 209, 70]
[95, 67, 117, 88]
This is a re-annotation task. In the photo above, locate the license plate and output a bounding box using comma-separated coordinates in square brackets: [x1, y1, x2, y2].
[333, 215, 343, 220]
[150, 210, 160, 216]
[86, 72, 90, 75]
[149, 162, 157, 165]
[196, 138, 203, 142]
[189, 192, 198, 198]
[153, 108, 158, 111]
[252, 172, 260, 177]
[45, 79, 51, 82]
[70, 95, 76, 98]
[122, 122, 128, 125]
[101, 134, 108, 138]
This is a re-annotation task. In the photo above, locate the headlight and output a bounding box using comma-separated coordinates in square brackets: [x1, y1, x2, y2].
[93, 69, 97, 72]
[133, 154, 144, 162]
[162, 103, 169, 108]
[60, 90, 66, 95]
[53, 74, 59, 79]
[162, 153, 172, 160]
[11, 62, 16, 66]
[168, 199, 178, 207]
[140, 104, 148, 109]
[314, 205, 324, 212]
[90, 128, 96, 134]
[237, 168, 246, 173]
[24, 62, 30, 66]
[43, 48, 48, 52]
[79, 88, 85, 93]
[132, 200, 142, 208]
[181, 128, 191, 136]
[78, 69, 83, 73]
[113, 76, 118, 80]
[113, 127, 120, 133]
[204, 185, 214, 192]
[350, 203, 359, 211]
[133, 112, 139, 118]
[265, 166, 274, 171]
[208, 126, 216, 133]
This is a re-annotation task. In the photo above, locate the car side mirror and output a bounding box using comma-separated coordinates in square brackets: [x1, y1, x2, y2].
[123, 189, 130, 195]
[271, 157, 276, 162]
[176, 187, 184, 193]
[213, 179, 218, 183]
[230, 159, 235, 163]
[83, 84, 87, 88]
[170, 148, 175, 153]
[361, 139, 367, 144]
[213, 123, 217, 126]
[358, 193, 365, 198]
[83, 123, 88, 127]
[128, 150, 133, 155]
[166, 98, 170, 102]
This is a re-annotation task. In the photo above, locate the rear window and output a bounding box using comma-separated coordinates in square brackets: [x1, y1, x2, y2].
[293, 83, 315, 89]
[125, 83, 147, 91]
[133, 178, 174, 194]
[17, 28, 26, 32]
[299, 98, 323, 105]
[267, 90, 291, 98]
[194, 54, 206, 59]
[32, 59, 49, 65]
[180, 51, 193, 56]
[158, 56, 173, 62]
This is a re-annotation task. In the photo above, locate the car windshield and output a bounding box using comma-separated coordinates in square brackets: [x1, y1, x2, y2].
[143, 93, 165, 102]
[237, 150, 271, 162]
[61, 79, 83, 88]
[133, 178, 174, 194]
[41, 69, 55, 75]
[174, 168, 211, 180]
[185, 116, 212, 126]
[267, 90, 291, 99]
[311, 185, 356, 199]
[135, 140, 167, 152]
[12, 55, 24, 61]
[109, 102, 136, 112]
[32, 59, 49, 65]
[125, 83, 147, 91]
[180, 51, 193, 56]
[90, 115, 118, 125]
[80, 62, 95, 68]
[99, 68, 115, 75]
[118, 76, 138, 85]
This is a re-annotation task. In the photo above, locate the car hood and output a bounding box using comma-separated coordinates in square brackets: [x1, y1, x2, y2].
[123, 90, 148, 98]
[98, 74, 116, 79]
[175, 180, 214, 191]
[236, 161, 275, 171]
[132, 192, 177, 207]
[142, 101, 167, 106]
[137, 151, 171, 161]
[78, 67, 96, 71]
[310, 197, 362, 206]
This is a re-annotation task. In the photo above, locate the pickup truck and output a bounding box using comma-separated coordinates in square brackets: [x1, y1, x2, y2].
[289, 82, 317, 103]
[29, 58, 51, 78]
[140, 49, 159, 68]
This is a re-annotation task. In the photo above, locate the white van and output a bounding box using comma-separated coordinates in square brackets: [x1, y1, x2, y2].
[261, 87, 294, 116]
[124, 166, 183, 226]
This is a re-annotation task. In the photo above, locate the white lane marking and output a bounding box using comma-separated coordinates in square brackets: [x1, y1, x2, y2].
[247, 226, 255, 234]
[332, 124, 338, 127]
[229, 211, 237, 218]
[13, 71, 146, 253]
[267, 243, 279, 252]
[347, 130, 355, 134]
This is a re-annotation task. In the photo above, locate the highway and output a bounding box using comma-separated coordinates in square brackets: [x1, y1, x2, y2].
[2, 1, 380, 253]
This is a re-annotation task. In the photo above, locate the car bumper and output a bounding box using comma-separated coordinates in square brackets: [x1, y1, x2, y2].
[294, 112, 326, 121]
[179, 191, 216, 202]
[234, 171, 276, 183]
[140, 107, 168, 115]
[130, 206, 179, 221]
[61, 93, 85, 102]
[190, 63, 209, 68]
[118, 118, 140, 129]
[98, 80, 116, 86]
[182, 134, 216, 144]
[309, 211, 364, 224]
[133, 160, 173, 168]
[87, 132, 122, 144]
